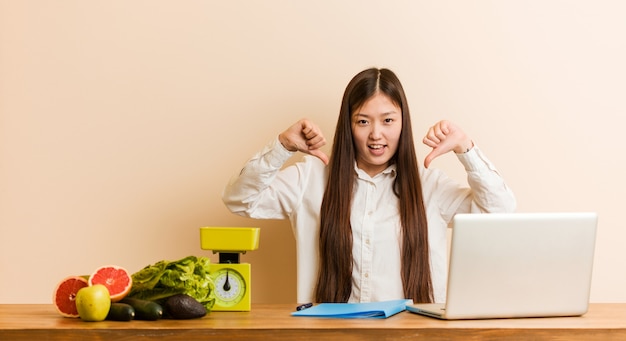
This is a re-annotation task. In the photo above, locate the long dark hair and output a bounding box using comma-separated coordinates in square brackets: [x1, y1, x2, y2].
[315, 68, 433, 303]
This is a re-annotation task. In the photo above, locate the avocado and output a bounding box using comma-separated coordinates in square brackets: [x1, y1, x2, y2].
[164, 294, 207, 319]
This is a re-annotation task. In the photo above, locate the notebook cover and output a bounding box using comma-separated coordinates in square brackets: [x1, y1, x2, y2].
[291, 299, 413, 319]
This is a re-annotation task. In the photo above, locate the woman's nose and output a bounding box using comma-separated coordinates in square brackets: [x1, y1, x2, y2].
[369, 123, 382, 139]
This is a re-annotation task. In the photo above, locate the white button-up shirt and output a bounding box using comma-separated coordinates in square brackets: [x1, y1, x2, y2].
[222, 137, 515, 303]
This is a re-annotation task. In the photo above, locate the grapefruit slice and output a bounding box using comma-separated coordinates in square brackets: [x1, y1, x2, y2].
[53, 276, 89, 317]
[88, 265, 133, 302]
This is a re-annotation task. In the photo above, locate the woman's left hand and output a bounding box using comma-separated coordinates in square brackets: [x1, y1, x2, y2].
[422, 120, 474, 168]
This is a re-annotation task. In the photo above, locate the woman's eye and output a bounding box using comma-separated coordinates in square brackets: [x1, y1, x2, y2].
[357, 119, 368, 125]
[384, 118, 394, 123]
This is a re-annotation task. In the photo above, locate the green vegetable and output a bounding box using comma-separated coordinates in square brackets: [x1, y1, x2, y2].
[128, 256, 215, 310]
[106, 303, 135, 321]
[120, 297, 163, 321]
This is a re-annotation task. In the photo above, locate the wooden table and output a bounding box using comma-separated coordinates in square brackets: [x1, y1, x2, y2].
[1, 304, 625, 340]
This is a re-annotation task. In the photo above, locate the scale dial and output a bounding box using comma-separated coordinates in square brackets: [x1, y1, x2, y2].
[212, 268, 247, 307]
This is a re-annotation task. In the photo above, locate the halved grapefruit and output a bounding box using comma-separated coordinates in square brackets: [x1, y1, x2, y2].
[88, 265, 132, 302]
[53, 276, 89, 317]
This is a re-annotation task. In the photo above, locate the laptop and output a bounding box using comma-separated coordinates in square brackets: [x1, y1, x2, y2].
[407, 212, 598, 320]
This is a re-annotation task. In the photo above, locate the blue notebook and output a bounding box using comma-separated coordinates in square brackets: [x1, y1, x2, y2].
[291, 299, 413, 319]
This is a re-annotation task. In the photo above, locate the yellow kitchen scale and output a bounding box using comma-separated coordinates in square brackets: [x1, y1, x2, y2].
[200, 227, 260, 311]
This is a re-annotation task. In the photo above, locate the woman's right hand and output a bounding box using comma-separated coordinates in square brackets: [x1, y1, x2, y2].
[279, 119, 329, 165]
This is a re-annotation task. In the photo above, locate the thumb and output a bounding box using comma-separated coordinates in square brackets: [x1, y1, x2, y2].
[424, 147, 444, 168]
[309, 149, 329, 165]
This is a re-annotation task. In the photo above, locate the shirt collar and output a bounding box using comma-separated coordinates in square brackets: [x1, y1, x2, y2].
[354, 163, 397, 180]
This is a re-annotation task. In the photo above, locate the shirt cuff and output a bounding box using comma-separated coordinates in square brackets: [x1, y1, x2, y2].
[263, 136, 295, 168]
[455, 146, 498, 173]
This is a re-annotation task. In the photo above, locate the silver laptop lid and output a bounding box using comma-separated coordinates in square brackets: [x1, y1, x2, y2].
[444, 212, 597, 319]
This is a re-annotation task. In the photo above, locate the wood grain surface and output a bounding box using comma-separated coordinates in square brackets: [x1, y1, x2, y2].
[1, 303, 625, 340]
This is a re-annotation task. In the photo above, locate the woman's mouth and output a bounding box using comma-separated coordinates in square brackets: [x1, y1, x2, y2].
[368, 144, 386, 156]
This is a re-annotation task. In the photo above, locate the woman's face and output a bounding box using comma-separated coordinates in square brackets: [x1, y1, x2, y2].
[351, 92, 402, 177]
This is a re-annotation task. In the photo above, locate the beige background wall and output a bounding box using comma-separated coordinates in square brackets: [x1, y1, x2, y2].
[1, 1, 624, 304]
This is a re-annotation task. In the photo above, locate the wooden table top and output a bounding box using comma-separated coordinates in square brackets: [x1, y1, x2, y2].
[1, 303, 626, 340]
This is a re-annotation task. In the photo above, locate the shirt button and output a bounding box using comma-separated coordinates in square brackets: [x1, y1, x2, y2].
[365, 239, 370, 245]
[364, 273, 369, 278]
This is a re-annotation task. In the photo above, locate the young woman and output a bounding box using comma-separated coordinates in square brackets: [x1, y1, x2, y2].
[222, 68, 515, 304]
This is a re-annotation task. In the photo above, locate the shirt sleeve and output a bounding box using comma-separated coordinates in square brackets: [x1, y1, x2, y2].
[222, 137, 305, 219]
[425, 146, 516, 224]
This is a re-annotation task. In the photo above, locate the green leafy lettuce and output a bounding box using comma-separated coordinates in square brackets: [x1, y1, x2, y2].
[128, 256, 215, 310]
